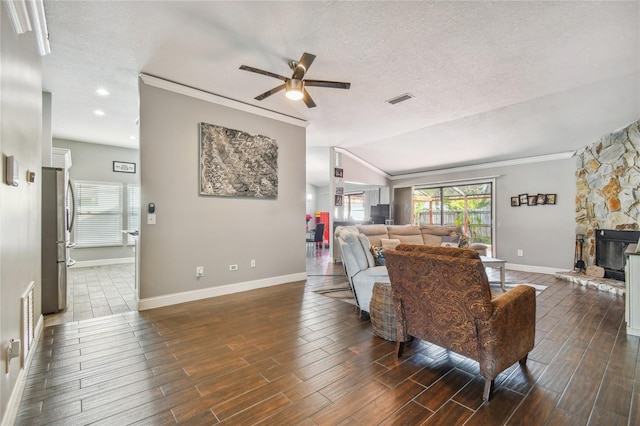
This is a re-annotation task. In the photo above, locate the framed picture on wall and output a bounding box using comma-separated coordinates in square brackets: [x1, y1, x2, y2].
[527, 195, 537, 206]
[334, 167, 343, 178]
[537, 193, 546, 205]
[335, 195, 343, 206]
[546, 194, 557, 204]
[511, 196, 520, 207]
[113, 161, 136, 173]
[335, 187, 344, 195]
[519, 193, 528, 205]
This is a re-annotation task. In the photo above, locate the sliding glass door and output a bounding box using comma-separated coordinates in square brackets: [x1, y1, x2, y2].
[413, 182, 493, 254]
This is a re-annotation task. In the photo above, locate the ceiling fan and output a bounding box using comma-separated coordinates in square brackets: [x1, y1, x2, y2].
[239, 52, 350, 108]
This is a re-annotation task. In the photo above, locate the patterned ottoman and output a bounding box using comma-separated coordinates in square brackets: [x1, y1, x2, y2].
[370, 281, 396, 341]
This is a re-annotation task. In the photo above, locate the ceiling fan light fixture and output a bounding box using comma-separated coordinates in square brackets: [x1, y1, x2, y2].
[285, 79, 304, 100]
[240, 53, 349, 107]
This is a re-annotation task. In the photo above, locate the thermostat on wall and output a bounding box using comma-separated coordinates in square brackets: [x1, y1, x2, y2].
[5, 156, 18, 187]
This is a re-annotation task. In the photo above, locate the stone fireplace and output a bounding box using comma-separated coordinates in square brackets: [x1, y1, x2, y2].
[560, 119, 640, 294]
[575, 120, 640, 271]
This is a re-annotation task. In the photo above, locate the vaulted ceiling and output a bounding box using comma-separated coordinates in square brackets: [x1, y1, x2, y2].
[42, 1, 639, 186]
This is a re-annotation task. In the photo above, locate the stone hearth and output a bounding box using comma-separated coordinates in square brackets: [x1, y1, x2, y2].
[556, 271, 625, 296]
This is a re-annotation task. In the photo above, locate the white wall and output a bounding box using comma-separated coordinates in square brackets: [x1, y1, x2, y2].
[305, 183, 318, 216]
[339, 152, 389, 187]
[0, 7, 42, 419]
[53, 138, 140, 263]
[138, 79, 306, 303]
[392, 156, 576, 270]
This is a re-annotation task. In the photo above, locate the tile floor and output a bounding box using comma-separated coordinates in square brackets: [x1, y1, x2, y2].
[44, 263, 137, 327]
[44, 248, 327, 328]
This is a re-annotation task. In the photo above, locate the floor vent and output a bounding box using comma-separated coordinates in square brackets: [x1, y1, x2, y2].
[386, 93, 414, 105]
[21, 282, 35, 367]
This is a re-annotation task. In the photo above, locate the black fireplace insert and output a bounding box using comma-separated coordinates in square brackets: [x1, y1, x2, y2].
[595, 229, 640, 281]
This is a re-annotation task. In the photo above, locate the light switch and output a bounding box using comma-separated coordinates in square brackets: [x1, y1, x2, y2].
[147, 214, 156, 225]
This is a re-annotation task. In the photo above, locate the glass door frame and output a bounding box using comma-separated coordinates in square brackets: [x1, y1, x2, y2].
[411, 177, 497, 256]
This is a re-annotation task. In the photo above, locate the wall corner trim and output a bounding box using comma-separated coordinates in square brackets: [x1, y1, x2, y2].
[139, 73, 309, 128]
[333, 147, 391, 179]
[138, 273, 308, 311]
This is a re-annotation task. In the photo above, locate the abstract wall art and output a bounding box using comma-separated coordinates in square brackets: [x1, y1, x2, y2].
[199, 123, 278, 198]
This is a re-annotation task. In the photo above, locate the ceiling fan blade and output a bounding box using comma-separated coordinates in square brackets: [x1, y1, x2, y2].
[292, 52, 316, 80]
[304, 80, 351, 89]
[255, 84, 286, 100]
[239, 65, 288, 82]
[302, 89, 317, 108]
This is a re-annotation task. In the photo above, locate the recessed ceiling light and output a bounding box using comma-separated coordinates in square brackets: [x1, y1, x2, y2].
[96, 88, 110, 96]
[129, 135, 136, 140]
[94, 109, 105, 116]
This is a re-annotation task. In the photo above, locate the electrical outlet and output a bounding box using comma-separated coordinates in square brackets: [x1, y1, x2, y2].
[196, 266, 204, 277]
[517, 249, 524, 257]
[251, 259, 256, 268]
[229, 264, 238, 271]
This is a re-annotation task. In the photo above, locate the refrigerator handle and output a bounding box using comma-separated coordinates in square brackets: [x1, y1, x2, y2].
[67, 179, 76, 233]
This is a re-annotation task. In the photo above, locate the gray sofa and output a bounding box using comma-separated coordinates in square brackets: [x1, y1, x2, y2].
[335, 224, 487, 314]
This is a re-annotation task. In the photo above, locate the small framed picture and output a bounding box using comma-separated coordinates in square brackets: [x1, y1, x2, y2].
[546, 194, 557, 205]
[335, 194, 343, 206]
[511, 196, 520, 207]
[335, 187, 344, 195]
[527, 195, 537, 206]
[519, 194, 528, 205]
[113, 161, 136, 173]
[537, 194, 546, 205]
[334, 167, 343, 178]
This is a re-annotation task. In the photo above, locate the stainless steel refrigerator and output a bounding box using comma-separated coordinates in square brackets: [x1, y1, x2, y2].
[41, 167, 75, 314]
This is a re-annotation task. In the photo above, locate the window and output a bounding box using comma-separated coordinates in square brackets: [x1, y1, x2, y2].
[342, 193, 365, 221]
[75, 181, 123, 247]
[413, 182, 493, 254]
[127, 185, 140, 244]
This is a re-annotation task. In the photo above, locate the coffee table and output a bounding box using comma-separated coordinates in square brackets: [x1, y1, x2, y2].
[480, 256, 506, 291]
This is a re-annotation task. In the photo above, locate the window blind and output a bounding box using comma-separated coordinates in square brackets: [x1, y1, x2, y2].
[75, 181, 123, 246]
[127, 185, 140, 244]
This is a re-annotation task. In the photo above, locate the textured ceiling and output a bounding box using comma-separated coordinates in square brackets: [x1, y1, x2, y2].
[41, 1, 640, 186]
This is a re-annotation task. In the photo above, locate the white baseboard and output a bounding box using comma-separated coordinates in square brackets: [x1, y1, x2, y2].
[506, 262, 569, 275]
[1, 314, 44, 426]
[71, 257, 135, 268]
[627, 326, 640, 337]
[138, 272, 308, 311]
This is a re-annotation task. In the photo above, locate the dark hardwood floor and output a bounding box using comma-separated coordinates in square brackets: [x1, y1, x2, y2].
[16, 248, 639, 425]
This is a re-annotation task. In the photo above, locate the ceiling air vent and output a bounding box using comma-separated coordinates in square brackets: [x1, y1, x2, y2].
[386, 93, 414, 105]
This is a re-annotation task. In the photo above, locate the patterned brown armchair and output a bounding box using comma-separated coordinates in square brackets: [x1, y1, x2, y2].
[385, 246, 536, 401]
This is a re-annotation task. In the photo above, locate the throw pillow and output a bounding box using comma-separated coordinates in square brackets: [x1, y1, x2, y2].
[380, 238, 401, 250]
[440, 235, 460, 248]
[448, 231, 470, 248]
[370, 245, 385, 266]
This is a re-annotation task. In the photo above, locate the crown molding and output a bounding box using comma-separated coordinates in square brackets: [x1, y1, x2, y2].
[388, 151, 576, 181]
[139, 74, 308, 128]
[5, 0, 31, 34]
[5, 0, 50, 55]
[28, 0, 50, 55]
